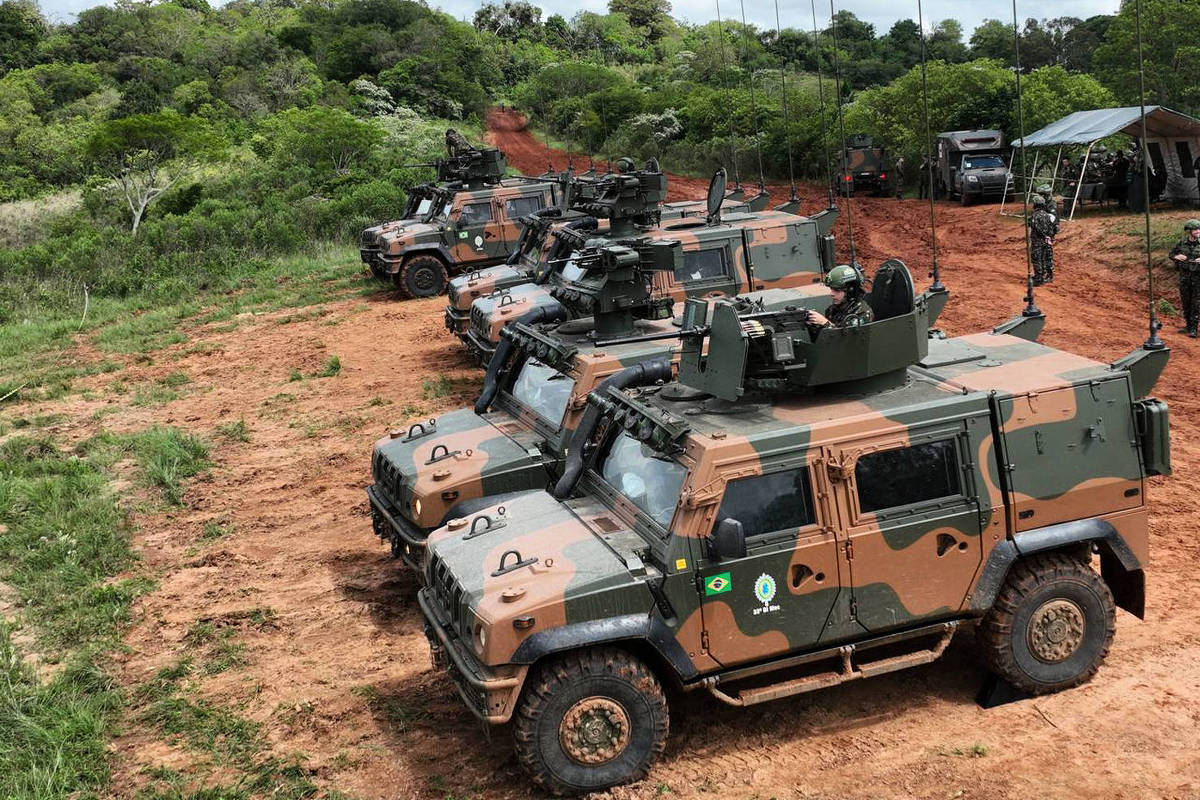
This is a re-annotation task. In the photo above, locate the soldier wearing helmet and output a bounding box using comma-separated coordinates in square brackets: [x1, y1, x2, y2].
[1029, 194, 1056, 286]
[1170, 219, 1200, 337]
[806, 264, 874, 337]
[445, 128, 473, 157]
[1037, 183, 1059, 220]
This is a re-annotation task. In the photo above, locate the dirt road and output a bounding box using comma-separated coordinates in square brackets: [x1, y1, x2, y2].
[25, 115, 1200, 799]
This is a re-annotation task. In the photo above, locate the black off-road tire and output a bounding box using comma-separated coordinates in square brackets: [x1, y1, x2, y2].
[395, 255, 449, 299]
[513, 647, 668, 796]
[980, 552, 1115, 695]
[960, 188, 974, 206]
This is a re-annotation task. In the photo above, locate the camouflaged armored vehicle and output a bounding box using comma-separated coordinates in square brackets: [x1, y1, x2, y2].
[461, 168, 836, 363]
[370, 195, 832, 572]
[418, 261, 1170, 795]
[442, 193, 758, 339]
[835, 133, 891, 197]
[363, 149, 560, 298]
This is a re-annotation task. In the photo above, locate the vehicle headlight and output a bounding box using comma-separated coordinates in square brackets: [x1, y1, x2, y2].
[414, 498, 422, 517]
[473, 622, 488, 655]
[967, 175, 980, 183]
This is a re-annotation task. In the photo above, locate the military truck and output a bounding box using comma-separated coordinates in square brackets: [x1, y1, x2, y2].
[418, 263, 1170, 795]
[443, 195, 755, 339]
[460, 168, 837, 363]
[835, 133, 891, 197]
[363, 148, 561, 298]
[369, 185, 833, 572]
[935, 130, 1013, 205]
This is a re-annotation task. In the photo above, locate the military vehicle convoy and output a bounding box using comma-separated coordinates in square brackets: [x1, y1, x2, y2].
[935, 130, 1013, 205]
[417, 262, 1170, 795]
[369, 180, 834, 572]
[460, 166, 837, 363]
[835, 134, 891, 197]
[361, 148, 561, 298]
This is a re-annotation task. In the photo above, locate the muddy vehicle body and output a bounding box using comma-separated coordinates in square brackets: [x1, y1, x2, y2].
[419, 261, 1170, 795]
[370, 221, 832, 573]
[835, 134, 891, 196]
[936, 130, 1012, 205]
[364, 149, 560, 298]
[443, 196, 754, 338]
[461, 176, 838, 364]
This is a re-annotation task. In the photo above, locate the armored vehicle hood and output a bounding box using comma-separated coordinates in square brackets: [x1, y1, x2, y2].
[426, 491, 653, 665]
[379, 221, 441, 253]
[448, 265, 528, 312]
[373, 406, 545, 530]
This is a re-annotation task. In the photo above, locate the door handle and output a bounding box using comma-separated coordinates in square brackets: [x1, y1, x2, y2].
[484, 232, 494, 239]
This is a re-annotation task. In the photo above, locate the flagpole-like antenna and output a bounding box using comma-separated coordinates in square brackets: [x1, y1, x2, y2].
[1135, 0, 1164, 350]
[828, 0, 857, 267]
[775, 0, 798, 203]
[738, 0, 767, 194]
[1011, 0, 1041, 318]
[916, 0, 943, 292]
[810, 0, 835, 210]
[714, 0, 742, 190]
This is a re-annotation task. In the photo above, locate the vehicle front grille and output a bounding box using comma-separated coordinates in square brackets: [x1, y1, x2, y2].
[471, 305, 487, 336]
[373, 452, 405, 506]
[428, 552, 470, 639]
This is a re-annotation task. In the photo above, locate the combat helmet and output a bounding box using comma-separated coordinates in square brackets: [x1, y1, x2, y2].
[1032, 194, 1046, 207]
[1184, 219, 1200, 231]
[1037, 183, 1053, 195]
[824, 264, 862, 290]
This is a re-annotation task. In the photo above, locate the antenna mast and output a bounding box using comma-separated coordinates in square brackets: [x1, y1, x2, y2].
[1135, 0, 1164, 350]
[1011, 0, 1041, 318]
[828, 0, 857, 267]
[916, 0, 944, 292]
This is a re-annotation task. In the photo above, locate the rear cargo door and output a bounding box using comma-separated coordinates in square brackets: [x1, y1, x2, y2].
[997, 380, 1144, 532]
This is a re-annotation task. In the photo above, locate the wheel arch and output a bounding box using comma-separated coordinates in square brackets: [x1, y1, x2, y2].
[400, 244, 451, 267]
[968, 518, 1145, 619]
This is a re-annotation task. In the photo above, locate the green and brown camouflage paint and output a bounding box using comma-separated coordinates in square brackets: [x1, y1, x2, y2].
[420, 319, 1166, 724]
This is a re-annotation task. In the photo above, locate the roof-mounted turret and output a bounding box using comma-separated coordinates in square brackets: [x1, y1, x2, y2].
[547, 237, 681, 340]
[430, 148, 508, 189]
[566, 158, 668, 238]
[677, 259, 946, 398]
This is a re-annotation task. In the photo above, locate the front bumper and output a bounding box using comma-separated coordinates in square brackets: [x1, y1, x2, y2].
[373, 253, 400, 276]
[360, 247, 380, 267]
[444, 306, 471, 336]
[463, 327, 498, 365]
[366, 485, 429, 573]
[418, 588, 528, 724]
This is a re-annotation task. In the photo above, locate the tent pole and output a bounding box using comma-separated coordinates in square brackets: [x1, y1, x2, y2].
[1070, 141, 1093, 221]
[1027, 149, 1040, 205]
[999, 149, 1014, 215]
[1050, 146, 1062, 197]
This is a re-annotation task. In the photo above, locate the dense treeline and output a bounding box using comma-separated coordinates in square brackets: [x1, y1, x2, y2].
[0, 0, 1195, 313]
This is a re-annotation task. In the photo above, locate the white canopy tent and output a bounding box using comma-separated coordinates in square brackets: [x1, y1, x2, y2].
[1005, 106, 1200, 219]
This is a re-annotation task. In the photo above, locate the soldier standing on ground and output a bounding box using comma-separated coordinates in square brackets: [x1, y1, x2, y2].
[807, 265, 874, 338]
[918, 156, 930, 199]
[1037, 184, 1060, 276]
[1170, 219, 1200, 337]
[1030, 195, 1056, 286]
[894, 156, 905, 200]
[445, 128, 473, 157]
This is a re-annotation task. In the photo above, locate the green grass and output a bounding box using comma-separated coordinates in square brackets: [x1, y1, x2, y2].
[80, 427, 210, 506]
[215, 419, 249, 443]
[317, 355, 341, 378]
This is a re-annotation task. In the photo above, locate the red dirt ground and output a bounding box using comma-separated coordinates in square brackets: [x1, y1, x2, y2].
[19, 111, 1200, 799]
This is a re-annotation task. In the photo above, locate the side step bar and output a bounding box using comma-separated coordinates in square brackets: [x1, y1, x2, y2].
[702, 621, 959, 707]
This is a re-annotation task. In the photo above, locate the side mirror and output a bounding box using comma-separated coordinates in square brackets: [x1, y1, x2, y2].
[708, 518, 746, 561]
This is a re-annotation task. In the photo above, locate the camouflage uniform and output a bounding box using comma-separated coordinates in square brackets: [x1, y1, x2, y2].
[445, 128, 473, 156]
[1029, 201, 1055, 285]
[809, 295, 873, 339]
[1170, 227, 1200, 335]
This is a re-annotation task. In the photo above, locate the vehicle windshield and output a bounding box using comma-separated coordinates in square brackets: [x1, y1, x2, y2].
[962, 155, 1006, 170]
[600, 432, 687, 529]
[509, 358, 573, 427]
[425, 200, 453, 223]
[414, 198, 432, 217]
[560, 254, 585, 281]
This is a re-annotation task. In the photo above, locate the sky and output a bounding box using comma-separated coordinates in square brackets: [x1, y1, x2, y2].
[37, 0, 1120, 36]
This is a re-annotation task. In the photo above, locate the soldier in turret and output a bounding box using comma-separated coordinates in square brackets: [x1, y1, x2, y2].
[445, 128, 474, 157]
[807, 264, 873, 338]
[1170, 219, 1200, 337]
[1030, 195, 1056, 286]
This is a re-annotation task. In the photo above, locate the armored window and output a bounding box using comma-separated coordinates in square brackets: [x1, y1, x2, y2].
[715, 468, 817, 539]
[600, 432, 687, 528]
[505, 196, 544, 218]
[509, 357, 572, 428]
[459, 202, 493, 224]
[855, 440, 960, 514]
[1176, 142, 1195, 179]
[674, 247, 728, 282]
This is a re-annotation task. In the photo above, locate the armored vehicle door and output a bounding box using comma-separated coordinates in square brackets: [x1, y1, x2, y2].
[661, 243, 738, 302]
[696, 456, 844, 668]
[828, 418, 989, 634]
[454, 199, 507, 260]
[996, 381, 1144, 532]
[501, 193, 549, 260]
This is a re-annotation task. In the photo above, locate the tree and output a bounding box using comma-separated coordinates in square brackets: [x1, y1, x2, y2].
[0, 0, 46, 73]
[260, 106, 382, 176]
[970, 19, 1013, 64]
[473, 1, 542, 41]
[608, 0, 671, 41]
[926, 19, 968, 64]
[87, 110, 223, 235]
[1095, 0, 1197, 112]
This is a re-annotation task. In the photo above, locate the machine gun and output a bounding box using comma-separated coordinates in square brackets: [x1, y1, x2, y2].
[403, 148, 508, 190]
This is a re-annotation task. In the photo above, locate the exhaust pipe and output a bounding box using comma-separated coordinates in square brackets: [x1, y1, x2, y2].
[551, 358, 673, 499]
[474, 302, 569, 414]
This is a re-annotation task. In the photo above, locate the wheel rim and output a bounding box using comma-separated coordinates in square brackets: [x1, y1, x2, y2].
[559, 696, 630, 766]
[1027, 598, 1086, 663]
[411, 264, 440, 293]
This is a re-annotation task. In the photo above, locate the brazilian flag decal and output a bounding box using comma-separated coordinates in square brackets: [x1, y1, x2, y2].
[704, 572, 732, 596]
